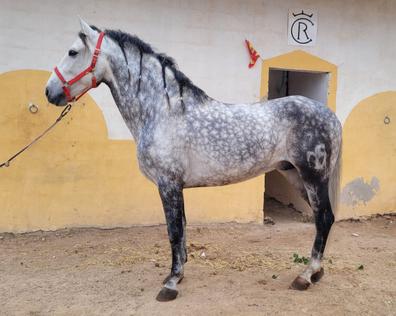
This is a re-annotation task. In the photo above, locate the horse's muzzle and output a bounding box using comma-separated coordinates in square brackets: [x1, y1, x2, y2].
[45, 88, 68, 107]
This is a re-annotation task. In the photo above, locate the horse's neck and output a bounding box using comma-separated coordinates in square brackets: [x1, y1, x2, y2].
[105, 48, 182, 141]
[103, 47, 213, 142]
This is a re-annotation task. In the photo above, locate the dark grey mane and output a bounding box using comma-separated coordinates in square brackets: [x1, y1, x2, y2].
[103, 28, 208, 103]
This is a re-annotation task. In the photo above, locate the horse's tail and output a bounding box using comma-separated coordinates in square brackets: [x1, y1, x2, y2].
[329, 137, 342, 217]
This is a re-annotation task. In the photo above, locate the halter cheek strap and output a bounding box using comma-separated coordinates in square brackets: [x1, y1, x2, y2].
[54, 32, 105, 102]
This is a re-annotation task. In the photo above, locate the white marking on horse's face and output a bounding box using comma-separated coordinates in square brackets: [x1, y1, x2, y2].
[45, 21, 107, 106]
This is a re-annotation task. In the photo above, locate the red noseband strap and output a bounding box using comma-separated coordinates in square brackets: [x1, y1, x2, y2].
[54, 32, 105, 102]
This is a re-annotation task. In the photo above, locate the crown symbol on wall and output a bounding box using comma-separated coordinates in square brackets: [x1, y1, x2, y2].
[292, 10, 313, 18]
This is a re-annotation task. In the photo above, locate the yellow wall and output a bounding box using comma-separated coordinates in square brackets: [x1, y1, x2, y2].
[2, 64, 393, 232]
[0, 70, 263, 232]
[340, 92, 396, 218]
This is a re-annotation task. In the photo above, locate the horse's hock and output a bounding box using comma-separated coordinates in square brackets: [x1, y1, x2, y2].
[0, 70, 263, 232]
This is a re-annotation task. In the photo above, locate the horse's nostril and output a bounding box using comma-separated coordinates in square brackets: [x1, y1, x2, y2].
[45, 87, 49, 97]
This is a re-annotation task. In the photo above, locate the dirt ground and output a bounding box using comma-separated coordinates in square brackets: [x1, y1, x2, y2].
[1, 202, 395, 316]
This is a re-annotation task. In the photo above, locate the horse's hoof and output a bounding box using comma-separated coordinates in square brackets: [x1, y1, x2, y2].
[311, 268, 324, 283]
[156, 287, 179, 302]
[162, 273, 184, 285]
[290, 276, 311, 291]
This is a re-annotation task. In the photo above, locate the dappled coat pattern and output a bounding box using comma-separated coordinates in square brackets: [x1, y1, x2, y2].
[45, 20, 342, 301]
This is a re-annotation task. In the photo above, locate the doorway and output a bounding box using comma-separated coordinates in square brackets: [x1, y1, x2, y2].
[265, 68, 330, 216]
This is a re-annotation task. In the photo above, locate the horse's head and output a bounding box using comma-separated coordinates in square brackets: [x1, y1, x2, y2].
[45, 19, 107, 106]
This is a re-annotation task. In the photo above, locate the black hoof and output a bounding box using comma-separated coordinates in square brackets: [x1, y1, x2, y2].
[162, 273, 184, 285]
[311, 268, 324, 283]
[290, 276, 311, 291]
[156, 287, 179, 302]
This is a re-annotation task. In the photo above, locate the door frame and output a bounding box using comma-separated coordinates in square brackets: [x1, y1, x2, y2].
[260, 50, 338, 112]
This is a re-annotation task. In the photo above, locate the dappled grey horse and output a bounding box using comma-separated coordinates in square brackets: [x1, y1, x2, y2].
[45, 20, 342, 301]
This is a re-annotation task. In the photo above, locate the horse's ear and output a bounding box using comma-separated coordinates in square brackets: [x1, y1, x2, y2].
[79, 17, 97, 39]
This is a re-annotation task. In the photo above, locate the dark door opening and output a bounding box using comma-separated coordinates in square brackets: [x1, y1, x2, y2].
[265, 68, 330, 218]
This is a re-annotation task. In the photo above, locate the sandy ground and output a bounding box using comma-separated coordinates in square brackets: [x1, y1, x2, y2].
[1, 203, 395, 316]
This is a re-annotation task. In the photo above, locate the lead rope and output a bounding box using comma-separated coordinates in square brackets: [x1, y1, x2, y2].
[0, 103, 73, 168]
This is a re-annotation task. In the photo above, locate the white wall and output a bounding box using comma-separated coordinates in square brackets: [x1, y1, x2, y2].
[1, 0, 395, 139]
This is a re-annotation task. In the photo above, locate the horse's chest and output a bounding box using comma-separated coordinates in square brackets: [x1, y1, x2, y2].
[136, 126, 187, 184]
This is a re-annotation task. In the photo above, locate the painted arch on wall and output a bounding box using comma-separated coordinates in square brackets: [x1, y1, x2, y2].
[340, 91, 396, 218]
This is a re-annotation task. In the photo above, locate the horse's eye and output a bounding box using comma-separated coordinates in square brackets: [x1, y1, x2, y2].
[68, 50, 78, 57]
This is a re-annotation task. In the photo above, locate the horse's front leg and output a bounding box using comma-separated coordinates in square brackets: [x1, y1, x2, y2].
[156, 180, 187, 302]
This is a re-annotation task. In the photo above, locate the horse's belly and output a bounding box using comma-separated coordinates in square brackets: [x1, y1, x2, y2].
[183, 149, 275, 188]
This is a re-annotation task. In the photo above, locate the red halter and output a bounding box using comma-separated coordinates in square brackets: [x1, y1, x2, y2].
[54, 32, 105, 102]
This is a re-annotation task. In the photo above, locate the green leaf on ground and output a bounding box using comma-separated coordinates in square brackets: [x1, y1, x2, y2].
[292, 253, 309, 265]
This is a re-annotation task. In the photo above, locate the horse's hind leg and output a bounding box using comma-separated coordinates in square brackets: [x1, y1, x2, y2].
[291, 178, 334, 290]
[277, 166, 310, 205]
[156, 180, 187, 302]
